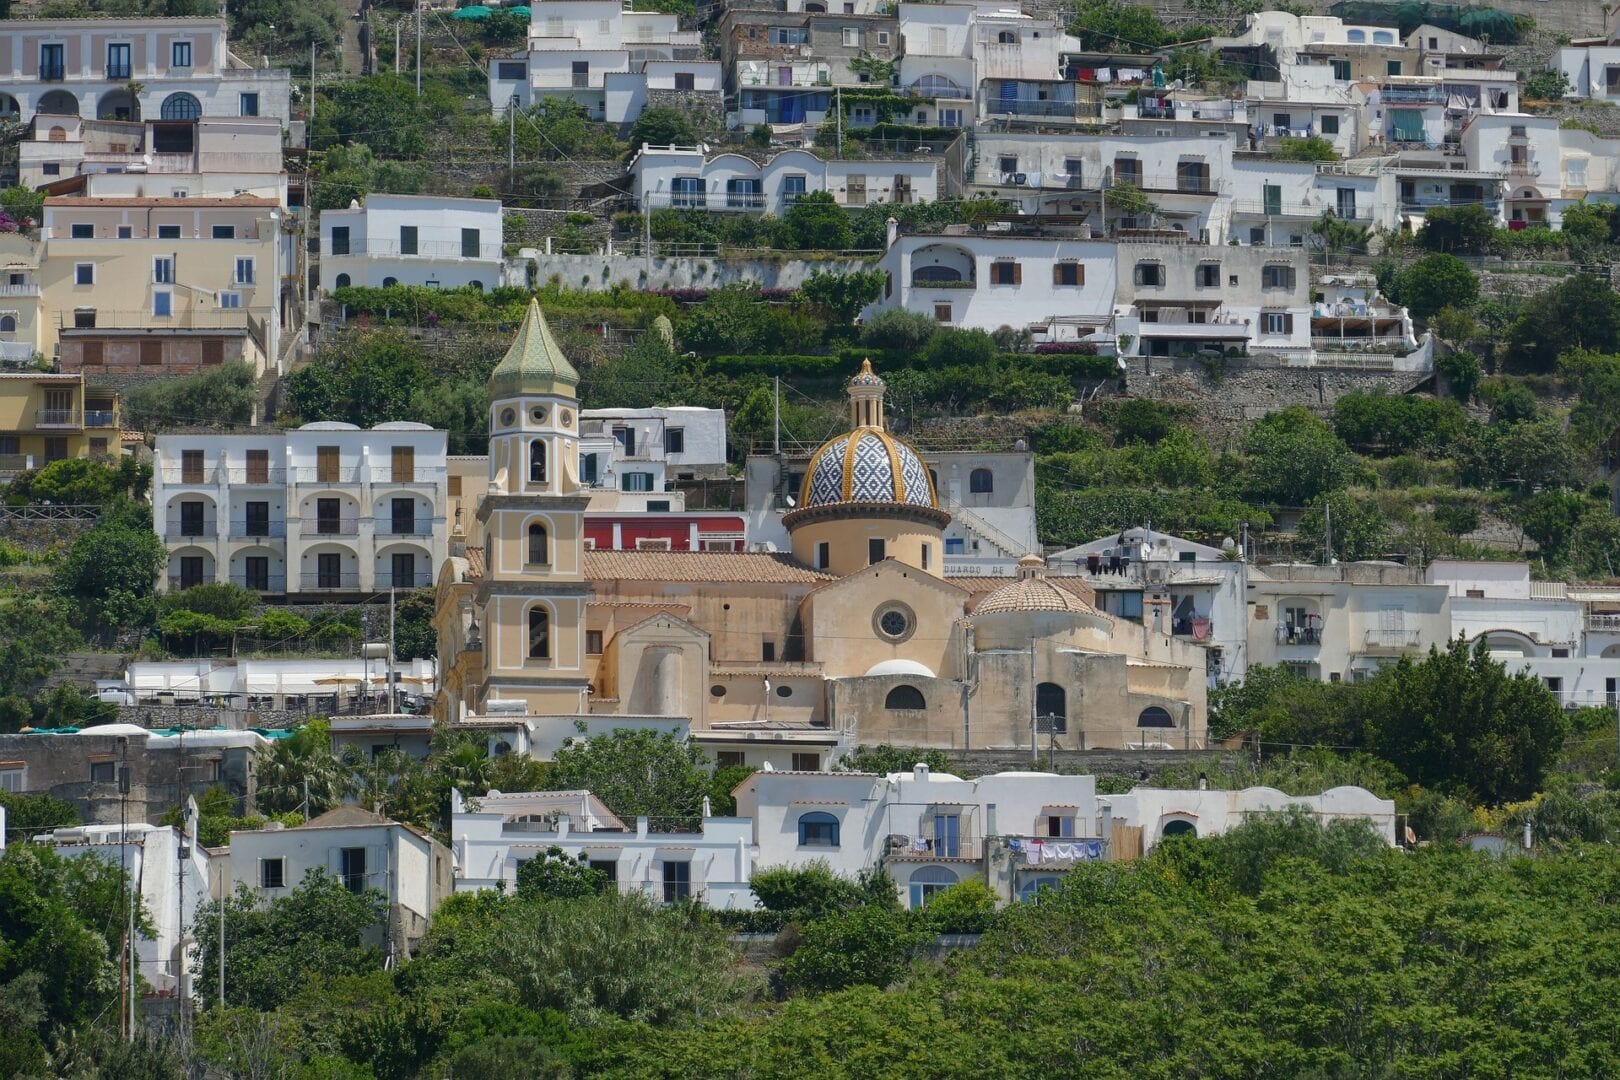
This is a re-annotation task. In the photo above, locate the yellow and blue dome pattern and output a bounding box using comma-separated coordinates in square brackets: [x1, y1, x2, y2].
[801, 427, 937, 509]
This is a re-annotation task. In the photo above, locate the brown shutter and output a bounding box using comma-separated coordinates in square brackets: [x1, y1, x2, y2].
[201, 340, 224, 365]
[392, 446, 414, 483]
[317, 445, 339, 483]
[1053, 264, 1063, 286]
[139, 340, 163, 366]
[181, 449, 203, 483]
[448, 474, 462, 497]
[1283, 314, 1294, 333]
[82, 341, 104, 366]
[1011, 262, 1022, 285]
[245, 449, 268, 484]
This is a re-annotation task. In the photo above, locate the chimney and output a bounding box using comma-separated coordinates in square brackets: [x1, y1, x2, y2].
[913, 762, 930, 781]
[885, 215, 900, 249]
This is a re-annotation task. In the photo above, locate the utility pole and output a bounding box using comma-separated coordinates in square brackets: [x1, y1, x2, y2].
[772, 376, 780, 455]
[508, 95, 517, 174]
[415, 0, 423, 96]
[309, 41, 316, 127]
[217, 865, 225, 1008]
[388, 586, 397, 714]
[1029, 635, 1037, 764]
[117, 737, 129, 1041]
[394, 18, 401, 75]
[835, 85, 841, 157]
[1324, 500, 1333, 564]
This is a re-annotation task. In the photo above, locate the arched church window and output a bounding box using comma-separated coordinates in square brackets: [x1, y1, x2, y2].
[528, 606, 551, 659]
[529, 440, 547, 484]
[528, 522, 548, 565]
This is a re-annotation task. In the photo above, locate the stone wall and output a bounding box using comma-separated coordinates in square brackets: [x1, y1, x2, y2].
[113, 705, 312, 731]
[645, 89, 725, 135]
[520, 252, 875, 292]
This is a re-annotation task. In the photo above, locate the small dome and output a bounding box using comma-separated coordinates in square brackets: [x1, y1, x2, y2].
[977, 576, 1099, 616]
[864, 658, 936, 678]
[849, 358, 885, 387]
[801, 428, 935, 509]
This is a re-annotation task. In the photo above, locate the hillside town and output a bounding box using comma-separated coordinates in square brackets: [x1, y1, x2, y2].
[3, 0, 1620, 1074]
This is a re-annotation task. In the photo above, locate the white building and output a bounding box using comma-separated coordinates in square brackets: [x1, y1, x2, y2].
[319, 195, 505, 293]
[152, 422, 449, 598]
[1248, 561, 1452, 683]
[40, 821, 214, 999]
[1460, 112, 1620, 229]
[110, 657, 440, 716]
[451, 787, 758, 907]
[1113, 242, 1315, 361]
[1107, 784, 1398, 853]
[579, 404, 729, 488]
[228, 804, 453, 962]
[629, 145, 941, 213]
[0, 17, 291, 128]
[1555, 30, 1620, 102]
[20, 114, 287, 199]
[487, 0, 718, 125]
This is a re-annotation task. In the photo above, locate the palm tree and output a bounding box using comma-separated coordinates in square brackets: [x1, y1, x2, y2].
[257, 723, 347, 816]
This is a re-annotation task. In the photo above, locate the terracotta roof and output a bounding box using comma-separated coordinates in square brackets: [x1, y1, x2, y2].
[297, 804, 392, 829]
[46, 196, 279, 207]
[950, 575, 1095, 599]
[976, 575, 1100, 616]
[585, 549, 832, 584]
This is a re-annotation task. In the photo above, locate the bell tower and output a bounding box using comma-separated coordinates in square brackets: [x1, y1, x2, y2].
[473, 298, 592, 712]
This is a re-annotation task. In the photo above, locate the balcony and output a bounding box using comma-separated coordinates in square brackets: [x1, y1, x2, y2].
[1380, 86, 1447, 104]
[164, 519, 217, 539]
[724, 192, 766, 210]
[376, 570, 433, 588]
[167, 574, 216, 591]
[378, 520, 434, 537]
[106, 64, 132, 80]
[230, 574, 287, 592]
[984, 99, 1102, 121]
[1274, 625, 1322, 648]
[41, 65, 66, 82]
[56, 309, 251, 330]
[321, 238, 502, 261]
[35, 409, 81, 428]
[225, 466, 286, 485]
[290, 467, 360, 486]
[1505, 160, 1540, 178]
[1586, 613, 1620, 632]
[0, 283, 39, 297]
[300, 572, 361, 591]
[305, 518, 360, 537]
[229, 520, 287, 539]
[366, 467, 440, 485]
[888, 835, 983, 861]
[1360, 629, 1423, 653]
[84, 409, 116, 428]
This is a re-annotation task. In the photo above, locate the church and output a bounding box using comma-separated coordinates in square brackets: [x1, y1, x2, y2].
[432, 300, 1209, 768]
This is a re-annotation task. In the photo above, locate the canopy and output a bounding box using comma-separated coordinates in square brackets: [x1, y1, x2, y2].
[507, 5, 531, 14]
[452, 5, 492, 17]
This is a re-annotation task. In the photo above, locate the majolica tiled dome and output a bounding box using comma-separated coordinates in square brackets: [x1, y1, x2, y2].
[801, 427, 936, 509]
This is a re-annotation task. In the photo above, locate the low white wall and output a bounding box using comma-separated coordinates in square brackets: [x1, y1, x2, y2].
[516, 251, 875, 292]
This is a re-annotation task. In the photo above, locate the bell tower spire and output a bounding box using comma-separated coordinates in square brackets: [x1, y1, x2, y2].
[848, 359, 886, 431]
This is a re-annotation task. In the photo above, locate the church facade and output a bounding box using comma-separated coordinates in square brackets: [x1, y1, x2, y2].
[433, 301, 1209, 766]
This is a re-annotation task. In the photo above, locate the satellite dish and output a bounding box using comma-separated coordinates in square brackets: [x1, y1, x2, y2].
[784, 495, 797, 508]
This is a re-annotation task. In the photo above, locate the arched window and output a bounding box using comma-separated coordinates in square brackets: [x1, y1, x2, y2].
[334, 273, 351, 289]
[1346, 28, 1365, 42]
[160, 92, 201, 120]
[1138, 706, 1174, 728]
[1161, 819, 1196, 838]
[529, 440, 547, 484]
[912, 264, 963, 283]
[469, 280, 484, 291]
[528, 522, 548, 565]
[797, 811, 840, 847]
[382, 276, 398, 287]
[1018, 875, 1063, 902]
[908, 865, 957, 909]
[528, 606, 551, 659]
[1036, 682, 1066, 734]
[997, 30, 1015, 43]
[0, 315, 15, 333]
[885, 684, 925, 710]
[969, 468, 993, 494]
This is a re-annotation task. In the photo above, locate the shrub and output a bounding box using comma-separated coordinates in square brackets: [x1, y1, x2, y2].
[859, 309, 938, 352]
[1032, 341, 1099, 355]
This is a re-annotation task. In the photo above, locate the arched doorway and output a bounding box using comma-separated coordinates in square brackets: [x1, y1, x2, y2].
[98, 87, 139, 122]
[37, 90, 79, 116]
[1161, 819, 1196, 838]
[1036, 682, 1066, 733]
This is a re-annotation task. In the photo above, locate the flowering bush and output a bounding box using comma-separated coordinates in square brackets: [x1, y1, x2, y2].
[1033, 341, 1099, 355]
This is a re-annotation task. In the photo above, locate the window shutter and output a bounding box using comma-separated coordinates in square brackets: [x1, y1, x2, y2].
[1283, 313, 1294, 333]
[1052, 264, 1062, 286]
[1133, 264, 1143, 285]
[1011, 262, 1022, 285]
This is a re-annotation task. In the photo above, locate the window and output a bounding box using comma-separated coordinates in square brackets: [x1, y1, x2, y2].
[0, 766, 24, 793]
[1261, 264, 1295, 289]
[1386, 60, 1402, 76]
[75, 263, 94, 285]
[661, 861, 691, 903]
[843, 26, 859, 46]
[878, 31, 890, 45]
[1035, 682, 1066, 733]
[462, 228, 480, 259]
[397, 225, 418, 255]
[791, 752, 821, 772]
[390, 551, 417, 588]
[235, 258, 254, 284]
[621, 472, 654, 492]
[244, 501, 269, 537]
[945, 537, 965, 555]
[316, 552, 343, 588]
[969, 468, 993, 494]
[997, 155, 1017, 175]
[529, 440, 547, 485]
[260, 858, 286, 889]
[933, 303, 951, 323]
[1261, 311, 1293, 334]
[179, 500, 205, 537]
[107, 42, 132, 79]
[663, 427, 684, 454]
[330, 226, 350, 256]
[161, 92, 201, 120]
[43, 163, 59, 176]
[1053, 261, 1083, 286]
[178, 554, 204, 588]
[762, 641, 776, 662]
[1042, 812, 1076, 838]
[41, 43, 65, 79]
[1134, 263, 1164, 287]
[798, 811, 839, 846]
[769, 26, 809, 45]
[1137, 706, 1175, 727]
[922, 543, 931, 571]
[242, 556, 269, 591]
[497, 60, 526, 79]
[240, 92, 259, 116]
[158, 224, 181, 239]
[181, 449, 204, 483]
[218, 292, 240, 309]
[885, 684, 925, 709]
[586, 629, 602, 654]
[153, 291, 172, 317]
[339, 847, 366, 892]
[67, 221, 99, 240]
[172, 40, 193, 67]
[528, 522, 549, 565]
[989, 260, 1020, 285]
[1195, 262, 1220, 288]
[1331, 59, 1351, 81]
[815, 541, 830, 569]
[716, 751, 745, 768]
[390, 496, 416, 536]
[868, 538, 886, 564]
[1320, 114, 1340, 135]
[998, 29, 1015, 43]
[90, 761, 116, 784]
[316, 445, 340, 482]
[153, 257, 174, 284]
[316, 497, 342, 534]
[529, 606, 551, 659]
[908, 866, 958, 909]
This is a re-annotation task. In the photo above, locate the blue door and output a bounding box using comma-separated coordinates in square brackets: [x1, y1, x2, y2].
[934, 813, 960, 857]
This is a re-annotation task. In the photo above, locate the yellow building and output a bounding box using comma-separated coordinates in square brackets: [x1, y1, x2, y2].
[435, 303, 1209, 765]
[0, 371, 121, 478]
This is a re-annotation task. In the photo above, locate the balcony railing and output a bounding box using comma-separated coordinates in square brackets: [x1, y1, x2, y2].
[229, 574, 287, 592]
[984, 99, 1102, 120]
[289, 467, 359, 485]
[300, 572, 361, 590]
[36, 409, 81, 427]
[57, 309, 251, 329]
[321, 238, 501, 260]
[0, 283, 39, 297]
[1362, 629, 1423, 650]
[85, 409, 116, 428]
[724, 192, 765, 209]
[106, 64, 131, 79]
[164, 520, 217, 539]
[1275, 626, 1322, 647]
[167, 574, 216, 591]
[306, 518, 360, 536]
[41, 65, 66, 82]
[229, 520, 287, 539]
[889, 835, 983, 860]
[375, 571, 433, 588]
[378, 520, 433, 536]
[1586, 614, 1620, 632]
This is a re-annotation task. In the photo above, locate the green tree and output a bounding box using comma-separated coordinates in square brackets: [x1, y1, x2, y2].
[283, 331, 431, 427]
[393, 589, 437, 662]
[0, 187, 45, 227]
[1298, 491, 1389, 562]
[751, 863, 898, 924]
[837, 745, 952, 774]
[53, 515, 165, 640]
[1360, 637, 1567, 803]
[1559, 200, 1616, 250]
[676, 283, 773, 355]
[1273, 136, 1339, 162]
[1506, 274, 1620, 372]
[1497, 416, 1575, 489]
[1432, 494, 1481, 543]
[798, 269, 886, 326]
[0, 596, 80, 702]
[1310, 211, 1368, 264]
[1435, 349, 1481, 401]
[1107, 397, 1180, 445]
[193, 869, 386, 1011]
[1067, 0, 1172, 51]
[1387, 253, 1478, 319]
[123, 361, 257, 430]
[779, 191, 852, 250]
[627, 107, 698, 151]
[1521, 68, 1570, 101]
[1242, 406, 1356, 505]
[0, 790, 79, 834]
[859, 309, 938, 352]
[778, 902, 925, 994]
[545, 728, 712, 826]
[256, 720, 350, 816]
[1417, 204, 1496, 254]
[16, 457, 139, 505]
[578, 329, 696, 408]
[515, 847, 611, 900]
[1513, 489, 1588, 561]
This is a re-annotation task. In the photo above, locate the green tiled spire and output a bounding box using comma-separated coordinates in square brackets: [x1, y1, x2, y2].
[488, 297, 579, 399]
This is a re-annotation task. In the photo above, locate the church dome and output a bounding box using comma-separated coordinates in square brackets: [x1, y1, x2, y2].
[801, 427, 936, 509]
[977, 555, 1099, 616]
